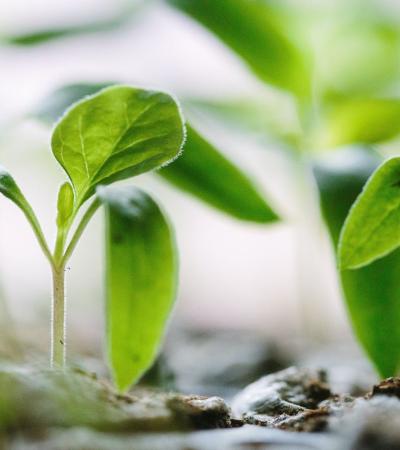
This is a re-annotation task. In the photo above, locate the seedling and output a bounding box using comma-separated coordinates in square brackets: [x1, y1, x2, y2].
[0, 85, 185, 391]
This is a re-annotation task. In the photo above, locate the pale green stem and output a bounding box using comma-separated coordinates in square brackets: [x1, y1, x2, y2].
[50, 223, 68, 368]
[49, 198, 100, 368]
[61, 199, 100, 266]
[53, 227, 67, 266]
[51, 264, 66, 368]
[22, 205, 53, 265]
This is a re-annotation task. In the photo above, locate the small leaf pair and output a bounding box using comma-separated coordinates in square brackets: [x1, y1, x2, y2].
[1, 85, 184, 391]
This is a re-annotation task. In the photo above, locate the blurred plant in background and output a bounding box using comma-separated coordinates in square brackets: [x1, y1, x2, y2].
[162, 0, 400, 376]
[1, 0, 400, 374]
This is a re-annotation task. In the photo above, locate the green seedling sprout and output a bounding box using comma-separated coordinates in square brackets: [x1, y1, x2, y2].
[0, 85, 185, 391]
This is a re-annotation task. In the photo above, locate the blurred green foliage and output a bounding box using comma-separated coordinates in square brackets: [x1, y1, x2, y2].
[315, 148, 400, 378]
[3, 1, 145, 45]
[160, 125, 279, 223]
[3, 0, 400, 376]
[166, 0, 400, 376]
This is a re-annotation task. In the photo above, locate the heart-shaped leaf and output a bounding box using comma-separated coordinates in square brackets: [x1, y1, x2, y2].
[52, 86, 185, 207]
[98, 185, 177, 391]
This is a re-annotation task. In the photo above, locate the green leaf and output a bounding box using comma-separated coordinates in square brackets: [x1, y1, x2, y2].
[341, 253, 400, 378]
[6, 27, 95, 45]
[314, 147, 400, 377]
[0, 166, 33, 214]
[51, 85, 185, 207]
[36, 84, 279, 222]
[319, 98, 400, 148]
[160, 125, 279, 223]
[34, 83, 114, 124]
[317, 19, 400, 97]
[313, 148, 382, 246]
[185, 96, 302, 148]
[56, 182, 75, 228]
[166, 0, 309, 97]
[338, 157, 400, 270]
[4, 2, 143, 46]
[39, 84, 278, 222]
[0, 166, 51, 261]
[97, 185, 177, 391]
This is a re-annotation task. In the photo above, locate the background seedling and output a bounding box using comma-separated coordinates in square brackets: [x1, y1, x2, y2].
[337, 156, 400, 377]
[162, 0, 400, 377]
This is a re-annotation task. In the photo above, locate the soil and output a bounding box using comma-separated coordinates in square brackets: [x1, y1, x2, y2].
[1, 330, 399, 450]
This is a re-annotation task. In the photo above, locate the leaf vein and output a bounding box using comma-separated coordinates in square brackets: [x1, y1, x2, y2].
[346, 194, 400, 262]
[78, 114, 90, 178]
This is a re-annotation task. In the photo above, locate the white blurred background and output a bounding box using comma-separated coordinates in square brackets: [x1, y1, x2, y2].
[0, 0, 356, 357]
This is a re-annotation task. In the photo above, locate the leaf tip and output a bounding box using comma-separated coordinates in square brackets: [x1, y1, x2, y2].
[113, 375, 133, 394]
[257, 208, 281, 224]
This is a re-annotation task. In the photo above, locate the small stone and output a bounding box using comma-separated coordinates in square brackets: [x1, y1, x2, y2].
[232, 367, 332, 431]
[233, 367, 331, 416]
[167, 395, 234, 429]
[369, 377, 400, 399]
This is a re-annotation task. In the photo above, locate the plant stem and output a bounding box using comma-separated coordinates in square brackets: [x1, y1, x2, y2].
[23, 205, 53, 265]
[48, 199, 100, 368]
[62, 199, 100, 266]
[51, 265, 66, 368]
[53, 227, 67, 266]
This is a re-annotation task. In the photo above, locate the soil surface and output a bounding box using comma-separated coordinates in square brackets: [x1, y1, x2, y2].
[3, 365, 400, 449]
[1, 330, 399, 449]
